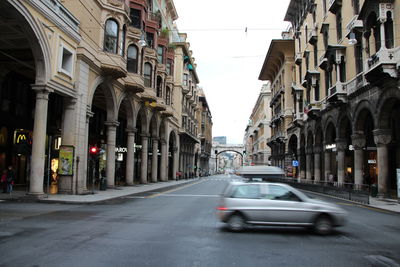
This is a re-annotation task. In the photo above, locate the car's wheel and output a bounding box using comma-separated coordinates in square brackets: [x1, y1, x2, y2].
[227, 214, 246, 232]
[314, 215, 333, 235]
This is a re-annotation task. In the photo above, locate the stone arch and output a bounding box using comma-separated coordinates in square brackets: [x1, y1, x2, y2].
[116, 92, 135, 129]
[315, 126, 323, 145]
[306, 128, 314, 148]
[6, 0, 51, 84]
[136, 106, 149, 134]
[353, 100, 376, 133]
[338, 114, 352, 139]
[323, 116, 337, 143]
[288, 134, 298, 154]
[149, 113, 160, 138]
[376, 88, 400, 129]
[89, 77, 118, 121]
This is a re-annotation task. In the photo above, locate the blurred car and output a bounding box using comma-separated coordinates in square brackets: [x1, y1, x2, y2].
[217, 181, 347, 234]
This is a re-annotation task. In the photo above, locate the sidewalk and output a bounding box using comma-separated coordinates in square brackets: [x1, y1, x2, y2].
[0, 178, 199, 204]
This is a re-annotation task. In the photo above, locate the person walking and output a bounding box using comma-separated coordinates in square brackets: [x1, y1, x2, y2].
[6, 165, 15, 194]
[1, 170, 7, 193]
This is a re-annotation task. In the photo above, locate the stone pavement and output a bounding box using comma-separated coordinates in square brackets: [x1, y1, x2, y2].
[0, 178, 199, 204]
[1, 178, 400, 215]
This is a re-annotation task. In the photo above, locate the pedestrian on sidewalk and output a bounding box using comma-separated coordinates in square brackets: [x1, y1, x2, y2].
[1, 170, 7, 193]
[6, 166, 15, 194]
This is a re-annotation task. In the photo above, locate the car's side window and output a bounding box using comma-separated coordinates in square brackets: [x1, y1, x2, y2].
[231, 185, 261, 199]
[265, 185, 301, 202]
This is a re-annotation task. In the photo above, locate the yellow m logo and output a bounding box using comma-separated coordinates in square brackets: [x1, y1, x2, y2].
[17, 134, 27, 143]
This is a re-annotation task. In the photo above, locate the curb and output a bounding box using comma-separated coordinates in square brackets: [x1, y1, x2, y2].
[302, 189, 400, 215]
[36, 179, 199, 205]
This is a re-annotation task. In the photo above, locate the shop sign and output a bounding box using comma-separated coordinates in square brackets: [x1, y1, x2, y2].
[14, 130, 31, 144]
[325, 144, 336, 150]
[292, 160, 299, 167]
[368, 159, 377, 164]
[115, 147, 127, 153]
[58, 145, 74, 175]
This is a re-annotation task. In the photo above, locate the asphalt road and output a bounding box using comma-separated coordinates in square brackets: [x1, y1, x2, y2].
[1, 174, 400, 267]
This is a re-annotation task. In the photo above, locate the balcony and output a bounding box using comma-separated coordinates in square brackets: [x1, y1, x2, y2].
[125, 74, 145, 94]
[98, 52, 127, 79]
[364, 47, 400, 85]
[327, 82, 347, 102]
[345, 16, 363, 38]
[328, 0, 342, 14]
[304, 101, 322, 119]
[146, 11, 161, 29]
[295, 52, 302, 65]
[307, 25, 317, 45]
[161, 105, 174, 117]
[346, 72, 369, 96]
[153, 98, 166, 111]
[292, 112, 304, 127]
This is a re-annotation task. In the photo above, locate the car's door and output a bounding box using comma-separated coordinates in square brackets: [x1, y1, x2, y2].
[228, 184, 267, 222]
[260, 185, 313, 224]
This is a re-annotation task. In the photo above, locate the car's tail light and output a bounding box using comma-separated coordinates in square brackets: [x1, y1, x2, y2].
[217, 206, 227, 211]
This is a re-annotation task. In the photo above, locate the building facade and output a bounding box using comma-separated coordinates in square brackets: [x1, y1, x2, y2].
[243, 83, 273, 166]
[0, 0, 212, 196]
[197, 88, 213, 176]
[279, 0, 400, 198]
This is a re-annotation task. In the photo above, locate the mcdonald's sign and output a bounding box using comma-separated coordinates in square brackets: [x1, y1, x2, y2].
[14, 130, 31, 145]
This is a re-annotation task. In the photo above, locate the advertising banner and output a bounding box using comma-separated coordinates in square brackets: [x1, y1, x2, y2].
[58, 145, 74, 176]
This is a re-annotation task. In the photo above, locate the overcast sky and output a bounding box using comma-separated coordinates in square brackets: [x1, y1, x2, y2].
[173, 0, 291, 144]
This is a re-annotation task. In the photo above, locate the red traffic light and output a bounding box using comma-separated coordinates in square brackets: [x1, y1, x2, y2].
[89, 146, 99, 154]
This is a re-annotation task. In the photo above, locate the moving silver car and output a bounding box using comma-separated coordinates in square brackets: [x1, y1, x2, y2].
[217, 181, 347, 234]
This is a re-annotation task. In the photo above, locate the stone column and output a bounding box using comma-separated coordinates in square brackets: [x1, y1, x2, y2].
[125, 129, 135, 186]
[373, 129, 391, 198]
[380, 19, 387, 50]
[336, 138, 347, 185]
[58, 97, 77, 194]
[160, 139, 167, 181]
[105, 121, 119, 188]
[151, 138, 159, 183]
[306, 147, 312, 181]
[140, 134, 149, 183]
[173, 146, 179, 180]
[323, 142, 331, 182]
[314, 146, 322, 182]
[29, 85, 52, 195]
[352, 133, 366, 187]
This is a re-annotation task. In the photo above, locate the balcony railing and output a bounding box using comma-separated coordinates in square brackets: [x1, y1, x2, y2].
[307, 26, 317, 45]
[328, 82, 347, 102]
[295, 52, 302, 65]
[328, 0, 342, 14]
[346, 72, 368, 95]
[345, 15, 363, 37]
[364, 47, 400, 83]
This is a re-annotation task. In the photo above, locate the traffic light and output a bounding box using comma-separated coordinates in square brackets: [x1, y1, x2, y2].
[90, 146, 98, 154]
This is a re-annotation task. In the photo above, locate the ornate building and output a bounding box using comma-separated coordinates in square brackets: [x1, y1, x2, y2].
[243, 83, 272, 166]
[0, 0, 212, 196]
[281, 0, 400, 198]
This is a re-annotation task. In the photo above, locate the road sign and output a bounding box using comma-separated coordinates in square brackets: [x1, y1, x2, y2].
[292, 160, 299, 167]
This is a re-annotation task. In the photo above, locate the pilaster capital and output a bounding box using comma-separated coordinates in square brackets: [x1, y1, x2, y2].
[351, 133, 366, 150]
[126, 128, 136, 137]
[152, 137, 159, 142]
[335, 138, 347, 151]
[313, 146, 322, 154]
[160, 138, 167, 145]
[373, 129, 392, 146]
[104, 121, 119, 128]
[306, 147, 313, 155]
[64, 97, 77, 109]
[140, 133, 150, 139]
[31, 84, 53, 95]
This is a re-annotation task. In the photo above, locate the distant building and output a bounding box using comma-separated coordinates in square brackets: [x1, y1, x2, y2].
[213, 136, 227, 145]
